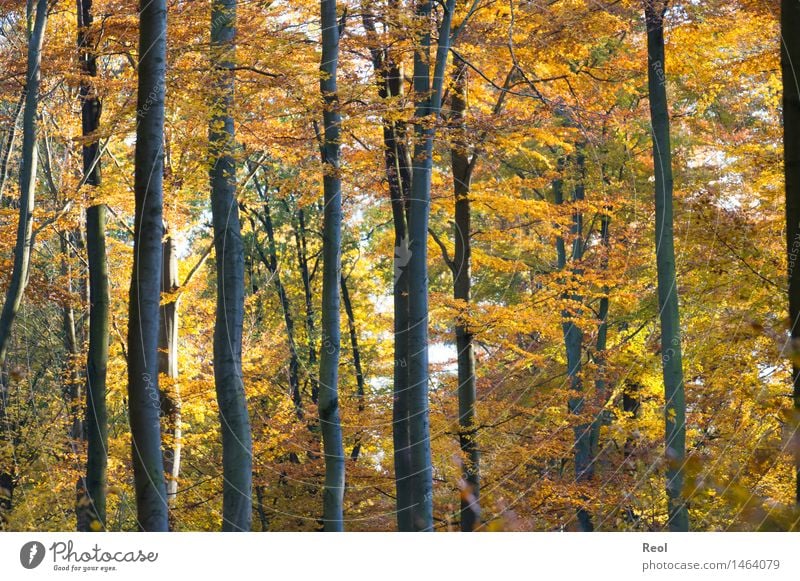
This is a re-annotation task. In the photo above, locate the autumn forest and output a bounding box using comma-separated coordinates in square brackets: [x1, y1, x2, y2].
[0, 0, 798, 533]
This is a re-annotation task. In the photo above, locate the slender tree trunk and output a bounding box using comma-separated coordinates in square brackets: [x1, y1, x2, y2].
[361, 3, 414, 531]
[0, 0, 47, 373]
[0, 93, 24, 205]
[0, 0, 49, 528]
[77, 0, 108, 532]
[588, 207, 611, 486]
[554, 148, 593, 531]
[127, 0, 169, 531]
[341, 274, 365, 461]
[622, 382, 641, 525]
[60, 233, 82, 439]
[782, 0, 800, 507]
[251, 171, 303, 417]
[644, 0, 688, 532]
[60, 232, 87, 531]
[294, 207, 318, 404]
[159, 233, 181, 517]
[448, 60, 480, 531]
[84, 207, 108, 531]
[255, 484, 269, 531]
[210, 0, 252, 532]
[406, 0, 456, 531]
[318, 0, 345, 531]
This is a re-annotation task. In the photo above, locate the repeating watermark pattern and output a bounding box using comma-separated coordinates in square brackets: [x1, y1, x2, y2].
[652, 59, 666, 87]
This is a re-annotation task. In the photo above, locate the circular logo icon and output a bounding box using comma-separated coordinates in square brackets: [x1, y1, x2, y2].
[20, 541, 45, 569]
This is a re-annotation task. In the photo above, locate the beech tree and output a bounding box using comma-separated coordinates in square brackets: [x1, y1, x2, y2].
[77, 0, 108, 532]
[126, 0, 169, 532]
[783, 0, 800, 506]
[643, 0, 689, 532]
[209, 0, 253, 531]
[0, 0, 48, 528]
[317, 0, 345, 531]
[361, 2, 414, 531]
[0, 0, 793, 534]
[405, 0, 456, 533]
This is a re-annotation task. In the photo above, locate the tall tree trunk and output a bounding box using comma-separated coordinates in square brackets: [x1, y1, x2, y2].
[318, 0, 345, 532]
[588, 207, 611, 489]
[60, 232, 86, 531]
[210, 0, 252, 532]
[77, 0, 108, 532]
[0, 0, 49, 528]
[341, 274, 366, 461]
[61, 233, 82, 441]
[0, 0, 47, 373]
[406, 0, 456, 531]
[159, 233, 181, 517]
[622, 382, 641, 525]
[644, 0, 688, 532]
[449, 59, 479, 532]
[84, 206, 108, 531]
[361, 3, 413, 531]
[782, 0, 800, 507]
[250, 171, 303, 417]
[127, 0, 169, 531]
[293, 207, 318, 404]
[0, 93, 24, 205]
[555, 148, 593, 531]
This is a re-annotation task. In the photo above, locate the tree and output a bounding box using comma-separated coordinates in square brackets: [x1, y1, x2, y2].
[210, 0, 253, 531]
[406, 0, 456, 531]
[447, 58, 479, 531]
[0, 0, 794, 534]
[126, 0, 169, 532]
[643, 0, 689, 532]
[317, 0, 345, 532]
[361, 2, 414, 531]
[0, 0, 48, 379]
[341, 273, 366, 461]
[782, 0, 800, 507]
[77, 0, 108, 532]
[554, 146, 594, 531]
[0, 0, 49, 527]
[247, 167, 303, 418]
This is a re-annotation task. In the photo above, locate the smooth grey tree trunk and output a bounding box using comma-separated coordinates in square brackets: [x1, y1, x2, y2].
[84, 206, 108, 531]
[318, 0, 345, 531]
[0, 0, 48, 528]
[293, 207, 318, 405]
[210, 0, 253, 532]
[782, 0, 800, 506]
[406, 0, 456, 531]
[448, 60, 480, 532]
[78, 0, 108, 532]
[360, 4, 414, 531]
[644, 0, 688, 532]
[554, 149, 593, 532]
[0, 0, 47, 373]
[588, 207, 611, 490]
[127, 0, 169, 531]
[407, 0, 455, 531]
[341, 274, 366, 461]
